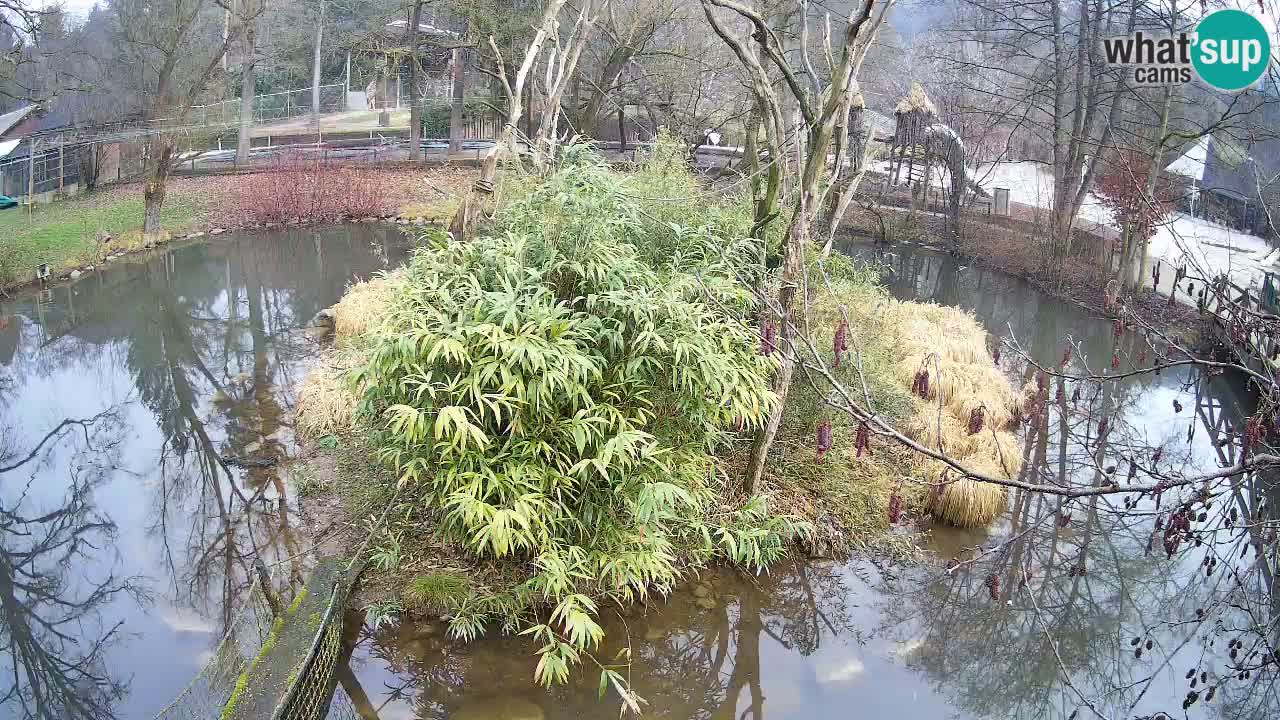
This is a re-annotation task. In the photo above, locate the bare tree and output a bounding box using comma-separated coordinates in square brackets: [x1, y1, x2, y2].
[114, 0, 253, 241]
[701, 0, 893, 492]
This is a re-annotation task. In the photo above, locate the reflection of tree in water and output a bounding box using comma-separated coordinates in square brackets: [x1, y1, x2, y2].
[865, 248, 1279, 719]
[346, 562, 861, 720]
[126, 242, 317, 626]
[0, 408, 145, 720]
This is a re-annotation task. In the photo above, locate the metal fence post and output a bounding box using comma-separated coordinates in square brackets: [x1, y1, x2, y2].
[27, 139, 36, 219]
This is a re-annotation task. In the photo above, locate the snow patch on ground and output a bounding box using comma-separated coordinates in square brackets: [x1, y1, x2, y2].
[871, 158, 1278, 290]
[973, 161, 1277, 291]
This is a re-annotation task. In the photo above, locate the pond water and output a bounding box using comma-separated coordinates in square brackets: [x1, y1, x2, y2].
[0, 224, 408, 720]
[2, 233, 1275, 720]
[338, 242, 1278, 720]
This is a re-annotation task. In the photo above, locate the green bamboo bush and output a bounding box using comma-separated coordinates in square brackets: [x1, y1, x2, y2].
[352, 142, 808, 685]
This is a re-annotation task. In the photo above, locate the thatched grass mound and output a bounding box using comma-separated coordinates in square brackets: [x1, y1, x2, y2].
[772, 266, 1021, 543]
[886, 300, 1019, 527]
[297, 271, 403, 435]
[297, 358, 360, 436]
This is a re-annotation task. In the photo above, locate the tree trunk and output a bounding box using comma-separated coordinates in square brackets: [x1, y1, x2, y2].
[449, 47, 464, 153]
[236, 8, 257, 165]
[406, 1, 424, 159]
[744, 212, 806, 493]
[311, 1, 325, 128]
[1132, 86, 1175, 291]
[143, 136, 174, 241]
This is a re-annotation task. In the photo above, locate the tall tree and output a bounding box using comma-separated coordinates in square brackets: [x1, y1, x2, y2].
[114, 0, 250, 241]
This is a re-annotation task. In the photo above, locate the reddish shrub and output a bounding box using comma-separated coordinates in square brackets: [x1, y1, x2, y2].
[235, 151, 394, 225]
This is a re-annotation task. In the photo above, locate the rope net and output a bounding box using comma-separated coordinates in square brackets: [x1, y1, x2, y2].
[150, 578, 278, 720]
[152, 559, 357, 720]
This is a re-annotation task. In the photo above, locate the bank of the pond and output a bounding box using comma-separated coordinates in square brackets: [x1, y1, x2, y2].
[841, 207, 1205, 340]
[0, 165, 474, 294]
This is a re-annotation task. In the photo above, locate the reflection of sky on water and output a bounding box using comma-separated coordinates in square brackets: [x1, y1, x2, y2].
[0, 225, 406, 719]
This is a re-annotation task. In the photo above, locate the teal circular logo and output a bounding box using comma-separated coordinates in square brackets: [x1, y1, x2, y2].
[1192, 9, 1272, 91]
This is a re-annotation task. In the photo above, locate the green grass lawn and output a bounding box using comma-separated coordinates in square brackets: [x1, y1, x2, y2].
[0, 187, 210, 289]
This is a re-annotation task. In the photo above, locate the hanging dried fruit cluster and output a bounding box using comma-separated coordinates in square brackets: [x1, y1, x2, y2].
[911, 367, 931, 398]
[855, 421, 870, 457]
[760, 318, 776, 356]
[1243, 414, 1264, 457]
[816, 419, 833, 461]
[992, 344, 1001, 366]
[967, 406, 985, 435]
[1163, 506, 1193, 557]
[888, 482, 903, 525]
[983, 573, 1000, 601]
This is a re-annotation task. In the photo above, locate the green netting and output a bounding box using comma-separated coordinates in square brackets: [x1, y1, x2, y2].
[150, 579, 277, 720]
[270, 580, 349, 720]
[151, 560, 358, 720]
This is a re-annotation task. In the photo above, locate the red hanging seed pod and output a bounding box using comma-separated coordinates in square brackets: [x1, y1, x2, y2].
[1111, 352, 1121, 369]
[816, 419, 833, 461]
[855, 421, 871, 457]
[1244, 415, 1264, 456]
[1113, 318, 1124, 339]
[984, 573, 1000, 600]
[1164, 508, 1190, 556]
[834, 319, 849, 367]
[1153, 447, 1163, 464]
[888, 484, 903, 525]
[1058, 511, 1071, 527]
[968, 406, 986, 435]
[912, 368, 931, 399]
[760, 319, 777, 356]
[1061, 344, 1073, 369]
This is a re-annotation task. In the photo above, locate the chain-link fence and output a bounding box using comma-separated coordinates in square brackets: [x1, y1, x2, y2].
[190, 84, 347, 127]
[0, 138, 147, 201]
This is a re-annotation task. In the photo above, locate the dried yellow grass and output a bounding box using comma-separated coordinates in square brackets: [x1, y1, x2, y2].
[927, 476, 1008, 529]
[332, 273, 402, 342]
[895, 82, 938, 116]
[887, 300, 1018, 527]
[296, 365, 358, 435]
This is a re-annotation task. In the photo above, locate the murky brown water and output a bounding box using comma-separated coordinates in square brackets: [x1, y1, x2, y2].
[0, 224, 407, 720]
[338, 242, 1278, 720]
[2, 233, 1275, 720]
